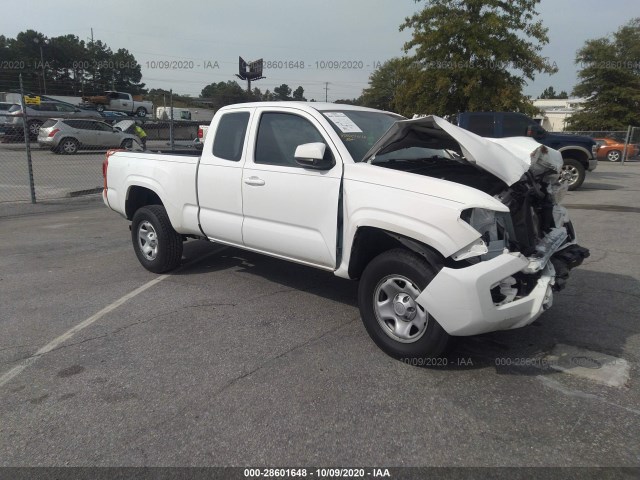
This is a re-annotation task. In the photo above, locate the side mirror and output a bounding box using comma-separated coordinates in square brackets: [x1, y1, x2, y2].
[294, 142, 334, 170]
[527, 125, 545, 138]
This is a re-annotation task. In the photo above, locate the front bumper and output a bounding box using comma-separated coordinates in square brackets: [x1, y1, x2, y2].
[588, 158, 598, 171]
[416, 253, 555, 336]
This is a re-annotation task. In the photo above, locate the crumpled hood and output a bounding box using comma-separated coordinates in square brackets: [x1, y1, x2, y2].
[362, 115, 563, 186]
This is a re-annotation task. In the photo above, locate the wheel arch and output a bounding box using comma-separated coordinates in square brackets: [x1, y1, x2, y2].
[558, 146, 590, 165]
[58, 136, 79, 153]
[125, 185, 164, 220]
[347, 227, 445, 280]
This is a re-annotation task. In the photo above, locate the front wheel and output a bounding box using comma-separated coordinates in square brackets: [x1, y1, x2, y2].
[358, 248, 450, 360]
[120, 138, 133, 149]
[560, 158, 586, 191]
[131, 205, 183, 273]
[96, 104, 105, 112]
[606, 149, 621, 162]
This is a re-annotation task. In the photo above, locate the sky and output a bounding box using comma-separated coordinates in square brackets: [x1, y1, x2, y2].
[2, 0, 637, 101]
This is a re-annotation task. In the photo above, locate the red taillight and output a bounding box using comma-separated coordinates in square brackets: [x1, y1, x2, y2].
[48, 128, 60, 137]
[102, 156, 109, 195]
[198, 127, 203, 139]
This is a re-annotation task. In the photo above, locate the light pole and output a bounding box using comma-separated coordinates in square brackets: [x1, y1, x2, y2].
[34, 38, 48, 94]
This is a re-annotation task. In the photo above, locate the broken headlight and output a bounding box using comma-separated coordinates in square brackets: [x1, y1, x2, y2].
[457, 208, 516, 261]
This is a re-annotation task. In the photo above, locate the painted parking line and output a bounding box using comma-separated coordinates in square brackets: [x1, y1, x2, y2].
[0, 275, 169, 388]
[0, 244, 227, 388]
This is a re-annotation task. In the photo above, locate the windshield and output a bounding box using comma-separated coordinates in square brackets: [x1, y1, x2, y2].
[321, 110, 402, 161]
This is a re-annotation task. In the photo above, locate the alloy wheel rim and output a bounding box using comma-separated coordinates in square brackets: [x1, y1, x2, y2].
[561, 165, 579, 185]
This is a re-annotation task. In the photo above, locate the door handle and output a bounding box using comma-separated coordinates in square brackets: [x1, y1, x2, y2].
[244, 176, 265, 186]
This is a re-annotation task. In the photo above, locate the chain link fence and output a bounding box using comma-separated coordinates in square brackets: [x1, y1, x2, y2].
[1, 75, 200, 204]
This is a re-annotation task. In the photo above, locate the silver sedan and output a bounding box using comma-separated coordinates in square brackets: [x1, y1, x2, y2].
[37, 118, 140, 154]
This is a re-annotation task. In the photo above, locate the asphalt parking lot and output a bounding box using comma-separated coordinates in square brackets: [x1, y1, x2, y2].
[0, 162, 639, 468]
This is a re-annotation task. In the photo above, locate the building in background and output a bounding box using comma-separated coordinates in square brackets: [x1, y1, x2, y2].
[532, 98, 587, 132]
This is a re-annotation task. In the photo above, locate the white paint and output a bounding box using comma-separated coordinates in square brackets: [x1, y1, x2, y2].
[543, 344, 630, 388]
[0, 275, 168, 388]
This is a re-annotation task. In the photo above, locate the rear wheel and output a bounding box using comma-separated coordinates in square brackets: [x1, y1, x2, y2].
[136, 107, 147, 117]
[59, 138, 78, 154]
[96, 104, 105, 112]
[606, 149, 621, 162]
[560, 158, 585, 191]
[358, 248, 450, 360]
[131, 205, 183, 273]
[27, 120, 42, 137]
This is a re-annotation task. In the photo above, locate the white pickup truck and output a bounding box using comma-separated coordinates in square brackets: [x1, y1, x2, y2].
[103, 102, 589, 359]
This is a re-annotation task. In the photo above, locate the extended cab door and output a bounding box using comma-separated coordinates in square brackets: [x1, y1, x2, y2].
[241, 108, 342, 269]
[197, 109, 252, 245]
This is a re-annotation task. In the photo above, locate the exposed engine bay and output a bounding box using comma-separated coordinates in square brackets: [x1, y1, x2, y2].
[365, 116, 590, 316]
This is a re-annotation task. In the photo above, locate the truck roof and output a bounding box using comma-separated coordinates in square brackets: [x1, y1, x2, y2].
[218, 102, 392, 115]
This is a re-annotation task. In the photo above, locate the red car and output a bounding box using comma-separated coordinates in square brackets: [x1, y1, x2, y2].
[594, 137, 639, 162]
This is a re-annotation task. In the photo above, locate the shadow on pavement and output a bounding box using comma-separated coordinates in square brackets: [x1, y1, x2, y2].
[177, 241, 638, 376]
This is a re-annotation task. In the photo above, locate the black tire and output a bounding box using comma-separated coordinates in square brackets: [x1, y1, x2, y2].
[561, 158, 585, 191]
[606, 149, 621, 162]
[96, 104, 105, 112]
[358, 248, 450, 360]
[131, 205, 183, 273]
[58, 137, 78, 154]
[136, 107, 147, 117]
[120, 138, 133, 149]
[27, 120, 42, 137]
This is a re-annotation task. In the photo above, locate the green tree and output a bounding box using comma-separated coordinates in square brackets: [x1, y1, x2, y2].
[335, 97, 362, 105]
[398, 0, 556, 116]
[0, 31, 146, 96]
[274, 83, 292, 100]
[292, 86, 306, 101]
[361, 57, 413, 112]
[567, 18, 640, 130]
[200, 80, 250, 109]
[539, 86, 568, 99]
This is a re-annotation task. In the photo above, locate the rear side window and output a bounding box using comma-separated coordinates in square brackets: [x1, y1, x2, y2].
[56, 104, 76, 113]
[8, 105, 21, 113]
[34, 102, 57, 112]
[502, 113, 532, 137]
[64, 120, 91, 129]
[41, 119, 57, 128]
[466, 113, 495, 137]
[212, 112, 250, 161]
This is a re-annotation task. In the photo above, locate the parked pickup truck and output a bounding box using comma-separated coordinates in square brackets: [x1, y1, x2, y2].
[453, 112, 598, 190]
[103, 102, 589, 359]
[82, 91, 153, 117]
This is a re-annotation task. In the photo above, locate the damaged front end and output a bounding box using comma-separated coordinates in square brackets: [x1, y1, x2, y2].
[417, 142, 589, 335]
[364, 116, 589, 336]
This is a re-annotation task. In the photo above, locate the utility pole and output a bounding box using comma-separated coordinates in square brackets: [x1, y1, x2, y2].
[324, 82, 329, 102]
